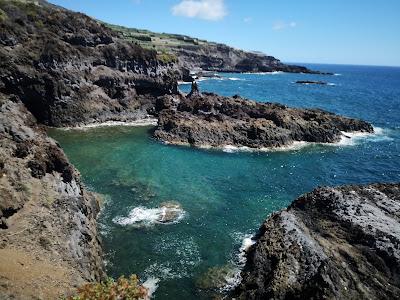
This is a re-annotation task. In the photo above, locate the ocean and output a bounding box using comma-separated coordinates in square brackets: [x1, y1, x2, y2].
[49, 64, 400, 299]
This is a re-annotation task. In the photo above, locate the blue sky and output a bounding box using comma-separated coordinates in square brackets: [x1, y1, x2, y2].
[48, 0, 400, 66]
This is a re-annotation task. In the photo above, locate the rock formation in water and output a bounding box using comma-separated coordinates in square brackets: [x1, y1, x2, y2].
[154, 90, 373, 149]
[234, 183, 400, 300]
[296, 80, 328, 85]
[0, 93, 104, 299]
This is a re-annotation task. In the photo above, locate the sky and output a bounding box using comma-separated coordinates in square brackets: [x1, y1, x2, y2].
[48, 0, 400, 67]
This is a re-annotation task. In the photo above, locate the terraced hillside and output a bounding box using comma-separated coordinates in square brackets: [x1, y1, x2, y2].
[107, 23, 329, 74]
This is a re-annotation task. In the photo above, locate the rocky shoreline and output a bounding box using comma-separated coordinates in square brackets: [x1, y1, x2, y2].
[234, 183, 400, 299]
[0, 1, 397, 299]
[153, 83, 373, 150]
[0, 94, 104, 299]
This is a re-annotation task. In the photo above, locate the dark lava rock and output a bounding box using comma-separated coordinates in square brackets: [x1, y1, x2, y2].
[0, 0, 181, 127]
[153, 91, 374, 149]
[296, 80, 328, 85]
[234, 183, 400, 300]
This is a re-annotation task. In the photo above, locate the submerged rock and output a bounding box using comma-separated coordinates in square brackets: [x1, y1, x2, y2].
[234, 183, 400, 299]
[154, 92, 374, 149]
[113, 201, 185, 227]
[196, 265, 238, 291]
[157, 201, 184, 223]
[296, 80, 328, 85]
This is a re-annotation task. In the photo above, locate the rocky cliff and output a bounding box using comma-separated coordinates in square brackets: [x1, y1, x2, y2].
[108, 24, 331, 75]
[154, 86, 373, 149]
[0, 1, 391, 299]
[0, 0, 180, 127]
[234, 183, 400, 299]
[0, 93, 104, 299]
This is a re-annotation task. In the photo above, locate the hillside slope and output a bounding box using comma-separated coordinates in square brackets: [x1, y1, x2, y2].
[107, 24, 330, 75]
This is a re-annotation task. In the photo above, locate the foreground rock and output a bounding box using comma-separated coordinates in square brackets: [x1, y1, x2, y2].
[154, 91, 374, 149]
[0, 93, 104, 299]
[234, 183, 400, 299]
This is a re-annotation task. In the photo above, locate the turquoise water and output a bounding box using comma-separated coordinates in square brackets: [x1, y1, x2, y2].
[50, 64, 400, 299]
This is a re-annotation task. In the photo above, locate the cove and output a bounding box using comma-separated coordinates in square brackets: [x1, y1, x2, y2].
[49, 65, 400, 299]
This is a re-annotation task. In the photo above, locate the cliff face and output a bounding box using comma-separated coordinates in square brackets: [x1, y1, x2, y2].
[0, 93, 104, 299]
[0, 0, 180, 127]
[234, 183, 400, 300]
[154, 90, 373, 149]
[172, 43, 325, 74]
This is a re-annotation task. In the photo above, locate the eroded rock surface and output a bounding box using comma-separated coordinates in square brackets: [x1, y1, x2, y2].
[234, 183, 400, 300]
[0, 0, 180, 127]
[0, 93, 104, 299]
[154, 92, 373, 149]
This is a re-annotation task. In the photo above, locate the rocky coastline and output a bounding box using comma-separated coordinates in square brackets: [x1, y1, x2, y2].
[234, 183, 400, 299]
[0, 1, 397, 299]
[153, 83, 373, 150]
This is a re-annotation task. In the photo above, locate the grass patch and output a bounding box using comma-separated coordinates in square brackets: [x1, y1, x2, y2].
[67, 275, 148, 300]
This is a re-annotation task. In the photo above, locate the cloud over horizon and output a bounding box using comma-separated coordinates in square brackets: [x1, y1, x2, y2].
[272, 21, 297, 31]
[172, 0, 227, 21]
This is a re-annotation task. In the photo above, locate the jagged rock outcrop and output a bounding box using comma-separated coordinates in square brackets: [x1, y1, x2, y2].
[0, 0, 181, 127]
[153, 90, 373, 149]
[0, 93, 104, 299]
[234, 183, 400, 300]
[172, 44, 332, 75]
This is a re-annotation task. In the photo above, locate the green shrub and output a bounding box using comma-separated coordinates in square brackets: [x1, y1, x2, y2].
[68, 275, 148, 300]
[0, 8, 7, 22]
[157, 50, 177, 64]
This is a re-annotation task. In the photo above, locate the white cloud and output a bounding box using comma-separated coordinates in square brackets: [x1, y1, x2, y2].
[243, 17, 253, 23]
[172, 0, 227, 21]
[272, 21, 297, 31]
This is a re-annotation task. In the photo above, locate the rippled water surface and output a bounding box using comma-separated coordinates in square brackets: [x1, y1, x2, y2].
[50, 64, 400, 299]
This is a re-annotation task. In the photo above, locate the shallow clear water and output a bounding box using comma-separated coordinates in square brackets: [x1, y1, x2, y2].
[50, 64, 400, 299]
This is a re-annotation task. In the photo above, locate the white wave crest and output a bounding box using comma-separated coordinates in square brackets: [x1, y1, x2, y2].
[220, 234, 257, 292]
[113, 203, 186, 227]
[60, 118, 158, 130]
[228, 77, 243, 81]
[142, 277, 159, 299]
[222, 141, 309, 153]
[238, 235, 256, 266]
[335, 127, 392, 146]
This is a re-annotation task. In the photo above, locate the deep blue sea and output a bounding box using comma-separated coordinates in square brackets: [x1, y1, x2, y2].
[50, 64, 400, 299]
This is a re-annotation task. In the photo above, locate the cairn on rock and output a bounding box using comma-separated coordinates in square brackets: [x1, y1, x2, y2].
[188, 81, 201, 98]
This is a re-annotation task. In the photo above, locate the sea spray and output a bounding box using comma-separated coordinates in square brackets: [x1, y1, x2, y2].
[142, 277, 160, 299]
[113, 202, 186, 227]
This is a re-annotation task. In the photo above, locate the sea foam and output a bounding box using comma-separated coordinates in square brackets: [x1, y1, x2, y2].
[113, 204, 186, 228]
[61, 118, 158, 130]
[220, 234, 257, 292]
[220, 127, 389, 153]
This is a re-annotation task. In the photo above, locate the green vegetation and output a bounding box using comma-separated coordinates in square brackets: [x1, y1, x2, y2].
[0, 8, 7, 22]
[157, 50, 177, 64]
[67, 275, 148, 300]
[104, 22, 216, 63]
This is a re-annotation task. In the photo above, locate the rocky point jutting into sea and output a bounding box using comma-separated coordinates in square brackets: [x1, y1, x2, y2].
[154, 82, 373, 149]
[234, 183, 400, 299]
[0, 0, 398, 299]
